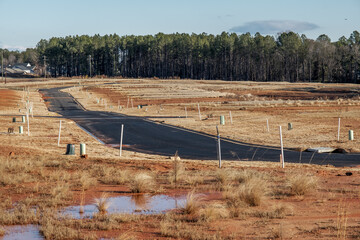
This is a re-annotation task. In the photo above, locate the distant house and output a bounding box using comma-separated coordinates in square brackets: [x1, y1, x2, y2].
[11, 63, 35, 74]
[0, 63, 35, 77]
[0, 63, 35, 76]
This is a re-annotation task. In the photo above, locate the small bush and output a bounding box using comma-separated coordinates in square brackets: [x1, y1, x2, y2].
[181, 191, 202, 215]
[287, 174, 317, 196]
[129, 172, 156, 193]
[94, 193, 111, 214]
[199, 203, 229, 222]
[225, 178, 267, 207]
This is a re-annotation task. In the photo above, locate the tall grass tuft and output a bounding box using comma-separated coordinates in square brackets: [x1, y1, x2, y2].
[181, 190, 202, 215]
[287, 174, 317, 196]
[129, 172, 156, 193]
[94, 193, 111, 214]
[225, 177, 267, 208]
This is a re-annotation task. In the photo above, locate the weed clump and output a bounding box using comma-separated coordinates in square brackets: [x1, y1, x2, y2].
[287, 174, 317, 196]
[181, 191, 202, 215]
[129, 172, 156, 193]
[94, 193, 111, 214]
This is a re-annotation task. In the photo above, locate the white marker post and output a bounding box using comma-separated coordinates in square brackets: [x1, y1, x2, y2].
[185, 107, 187, 118]
[118, 100, 120, 109]
[197, 104, 202, 121]
[279, 126, 284, 168]
[216, 125, 222, 168]
[266, 119, 270, 132]
[337, 118, 341, 141]
[26, 111, 30, 136]
[119, 124, 124, 157]
[57, 120, 62, 146]
[229, 111, 233, 124]
[127, 97, 129, 108]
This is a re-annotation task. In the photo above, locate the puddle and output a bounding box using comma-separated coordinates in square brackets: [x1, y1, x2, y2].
[63, 194, 186, 218]
[1, 225, 43, 240]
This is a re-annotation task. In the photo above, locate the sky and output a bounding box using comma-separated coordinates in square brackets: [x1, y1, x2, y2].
[0, 0, 359, 51]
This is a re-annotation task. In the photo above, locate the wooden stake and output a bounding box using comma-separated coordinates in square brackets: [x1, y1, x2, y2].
[266, 119, 269, 132]
[119, 124, 124, 157]
[279, 126, 284, 168]
[57, 120, 62, 146]
[229, 111, 233, 124]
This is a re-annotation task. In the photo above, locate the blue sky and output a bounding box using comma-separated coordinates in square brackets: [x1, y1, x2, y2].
[0, 0, 359, 51]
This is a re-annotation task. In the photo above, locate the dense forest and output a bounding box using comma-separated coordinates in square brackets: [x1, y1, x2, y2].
[1, 31, 359, 83]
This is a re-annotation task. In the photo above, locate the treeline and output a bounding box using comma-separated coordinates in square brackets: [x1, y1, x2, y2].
[0, 48, 38, 66]
[3, 31, 360, 82]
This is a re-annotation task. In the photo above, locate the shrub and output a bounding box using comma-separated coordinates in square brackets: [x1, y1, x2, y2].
[287, 174, 317, 196]
[129, 172, 156, 193]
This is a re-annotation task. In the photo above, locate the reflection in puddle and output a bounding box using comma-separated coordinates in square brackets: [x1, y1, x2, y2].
[1, 225, 43, 240]
[64, 194, 186, 219]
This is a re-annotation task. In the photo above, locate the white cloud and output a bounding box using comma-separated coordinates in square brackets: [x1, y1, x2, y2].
[230, 20, 319, 34]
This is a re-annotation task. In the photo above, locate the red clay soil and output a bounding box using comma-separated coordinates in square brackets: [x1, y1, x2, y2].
[87, 87, 233, 107]
[225, 87, 360, 100]
[0, 89, 20, 109]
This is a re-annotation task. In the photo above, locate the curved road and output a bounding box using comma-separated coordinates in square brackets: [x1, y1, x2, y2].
[40, 87, 360, 167]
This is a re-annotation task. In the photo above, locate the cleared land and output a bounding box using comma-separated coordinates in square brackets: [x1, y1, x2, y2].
[0, 78, 359, 239]
[69, 79, 360, 153]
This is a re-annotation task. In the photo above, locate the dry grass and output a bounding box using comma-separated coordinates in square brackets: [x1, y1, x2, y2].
[94, 193, 111, 214]
[0, 203, 38, 225]
[214, 169, 236, 186]
[93, 165, 130, 185]
[181, 191, 202, 215]
[51, 182, 72, 203]
[225, 177, 267, 207]
[287, 174, 318, 196]
[184, 173, 204, 187]
[199, 203, 230, 222]
[336, 202, 348, 240]
[252, 204, 293, 219]
[170, 151, 185, 185]
[129, 172, 156, 193]
[75, 172, 97, 190]
[234, 169, 262, 183]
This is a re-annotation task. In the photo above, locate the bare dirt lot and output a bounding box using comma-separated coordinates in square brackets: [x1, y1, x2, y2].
[68, 79, 360, 153]
[0, 78, 359, 239]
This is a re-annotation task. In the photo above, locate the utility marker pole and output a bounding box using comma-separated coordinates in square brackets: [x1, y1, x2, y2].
[26, 111, 30, 136]
[229, 111, 233, 124]
[119, 124, 124, 157]
[185, 107, 187, 118]
[279, 126, 284, 168]
[337, 118, 341, 141]
[266, 119, 270, 132]
[57, 120, 62, 146]
[197, 103, 202, 120]
[216, 125, 222, 168]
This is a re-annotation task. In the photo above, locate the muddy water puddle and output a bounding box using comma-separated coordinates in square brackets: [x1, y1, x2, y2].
[1, 225, 43, 240]
[64, 194, 187, 218]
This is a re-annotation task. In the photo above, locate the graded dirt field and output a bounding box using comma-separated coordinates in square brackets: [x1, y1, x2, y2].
[0, 79, 359, 240]
[68, 79, 360, 153]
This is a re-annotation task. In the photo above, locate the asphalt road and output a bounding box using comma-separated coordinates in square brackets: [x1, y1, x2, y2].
[40, 87, 360, 167]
